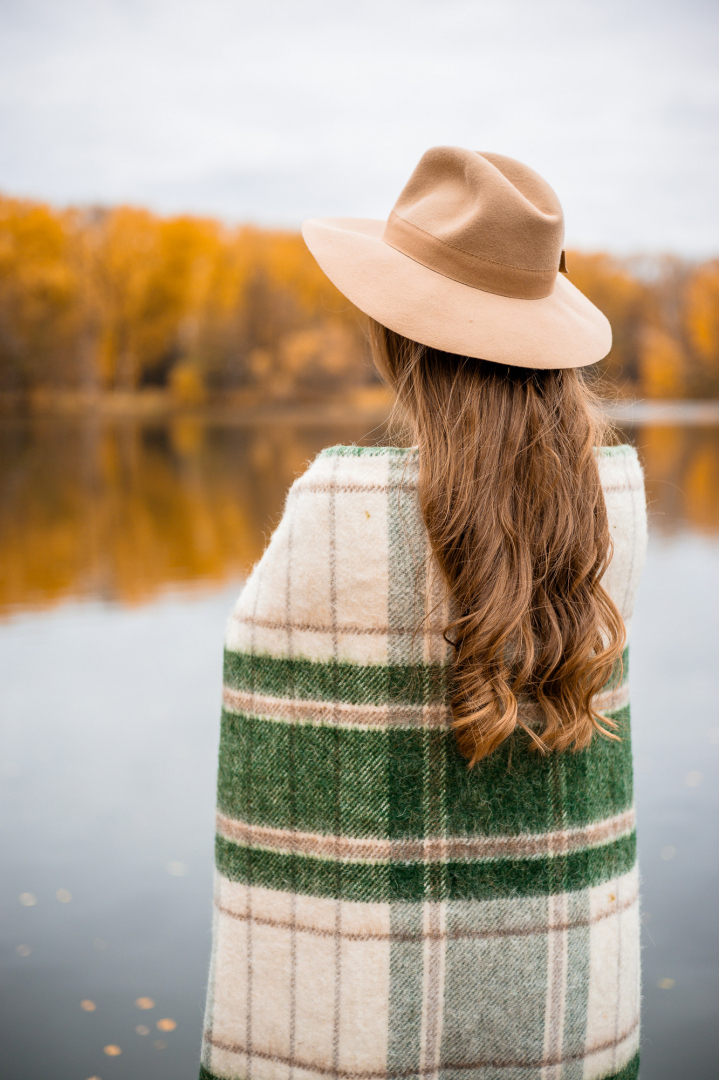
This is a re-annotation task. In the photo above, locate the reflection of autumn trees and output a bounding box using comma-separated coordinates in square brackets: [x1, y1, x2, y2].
[1, 193, 718, 401]
[0, 418, 716, 615]
[637, 424, 719, 534]
[0, 418, 386, 613]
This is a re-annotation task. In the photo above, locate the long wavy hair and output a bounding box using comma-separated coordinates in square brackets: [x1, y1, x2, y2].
[369, 319, 626, 766]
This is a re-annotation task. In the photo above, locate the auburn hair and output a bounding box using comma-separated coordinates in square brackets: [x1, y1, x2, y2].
[369, 320, 626, 766]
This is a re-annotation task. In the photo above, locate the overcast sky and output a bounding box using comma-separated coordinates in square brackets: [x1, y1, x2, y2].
[0, 0, 717, 255]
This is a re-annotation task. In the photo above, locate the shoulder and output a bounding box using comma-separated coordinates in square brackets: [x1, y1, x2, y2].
[596, 444, 648, 625]
[225, 444, 420, 664]
[595, 443, 645, 493]
[292, 443, 419, 493]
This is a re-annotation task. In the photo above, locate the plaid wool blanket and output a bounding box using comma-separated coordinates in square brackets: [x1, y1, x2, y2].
[200, 443, 647, 1080]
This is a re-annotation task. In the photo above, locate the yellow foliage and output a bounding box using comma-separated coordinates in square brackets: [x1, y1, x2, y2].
[682, 261, 719, 396]
[0, 193, 716, 400]
[565, 251, 646, 390]
[279, 323, 361, 379]
[170, 361, 207, 405]
[639, 328, 687, 398]
[685, 260, 719, 361]
[0, 196, 79, 388]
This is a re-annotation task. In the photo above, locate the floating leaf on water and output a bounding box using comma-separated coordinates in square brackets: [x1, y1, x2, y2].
[157, 1018, 176, 1032]
[165, 861, 188, 877]
[135, 997, 155, 1010]
[80, 1000, 96, 1012]
[19, 893, 37, 907]
[136, 1025, 150, 1036]
[56, 889, 72, 903]
[103, 1045, 122, 1056]
[16, 944, 31, 956]
[658, 977, 675, 989]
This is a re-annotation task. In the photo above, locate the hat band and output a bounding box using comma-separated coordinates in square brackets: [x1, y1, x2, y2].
[382, 212, 558, 300]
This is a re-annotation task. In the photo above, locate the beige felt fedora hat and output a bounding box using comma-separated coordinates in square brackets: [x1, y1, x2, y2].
[302, 147, 611, 369]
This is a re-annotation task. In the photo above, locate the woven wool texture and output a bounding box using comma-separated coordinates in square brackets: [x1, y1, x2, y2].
[200, 444, 647, 1080]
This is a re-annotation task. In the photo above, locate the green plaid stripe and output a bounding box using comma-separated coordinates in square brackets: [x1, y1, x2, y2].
[215, 830, 636, 903]
[222, 648, 628, 708]
[223, 651, 450, 704]
[216, 705, 633, 839]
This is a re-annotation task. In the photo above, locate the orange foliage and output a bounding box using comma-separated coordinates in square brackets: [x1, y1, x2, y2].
[684, 260, 719, 396]
[0, 195, 373, 402]
[639, 328, 687, 398]
[0, 198, 79, 390]
[0, 193, 717, 401]
[565, 251, 647, 390]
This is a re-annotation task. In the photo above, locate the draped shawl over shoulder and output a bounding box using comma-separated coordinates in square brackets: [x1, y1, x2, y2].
[201, 443, 647, 1080]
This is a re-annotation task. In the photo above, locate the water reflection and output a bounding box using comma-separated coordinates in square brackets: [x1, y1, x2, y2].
[636, 423, 719, 535]
[1, 415, 717, 615]
[0, 414, 388, 615]
[1, 415, 717, 1079]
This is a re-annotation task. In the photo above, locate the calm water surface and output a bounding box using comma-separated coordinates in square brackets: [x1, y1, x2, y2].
[0, 417, 717, 1080]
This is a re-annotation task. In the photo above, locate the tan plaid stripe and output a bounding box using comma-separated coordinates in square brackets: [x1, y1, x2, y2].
[229, 613, 446, 637]
[215, 807, 635, 864]
[222, 684, 629, 731]
[223, 688, 450, 729]
[216, 886, 639, 943]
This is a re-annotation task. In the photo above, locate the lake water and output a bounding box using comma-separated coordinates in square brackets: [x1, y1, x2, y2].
[0, 416, 717, 1080]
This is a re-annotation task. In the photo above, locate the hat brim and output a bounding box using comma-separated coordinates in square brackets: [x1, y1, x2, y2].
[302, 217, 611, 369]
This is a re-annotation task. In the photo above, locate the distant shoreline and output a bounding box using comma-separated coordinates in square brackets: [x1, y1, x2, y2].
[0, 388, 394, 426]
[0, 392, 718, 426]
[604, 400, 719, 425]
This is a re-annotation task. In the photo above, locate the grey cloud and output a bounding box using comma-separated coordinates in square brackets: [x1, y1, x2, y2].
[0, 0, 717, 254]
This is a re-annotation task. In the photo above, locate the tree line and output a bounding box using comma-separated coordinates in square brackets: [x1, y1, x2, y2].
[0, 193, 717, 402]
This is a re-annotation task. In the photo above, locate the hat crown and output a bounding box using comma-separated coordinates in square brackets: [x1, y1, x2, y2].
[383, 147, 565, 300]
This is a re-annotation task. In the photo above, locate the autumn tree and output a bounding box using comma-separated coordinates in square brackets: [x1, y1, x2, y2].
[565, 251, 647, 391]
[0, 196, 80, 392]
[0, 193, 716, 403]
[684, 260, 719, 397]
